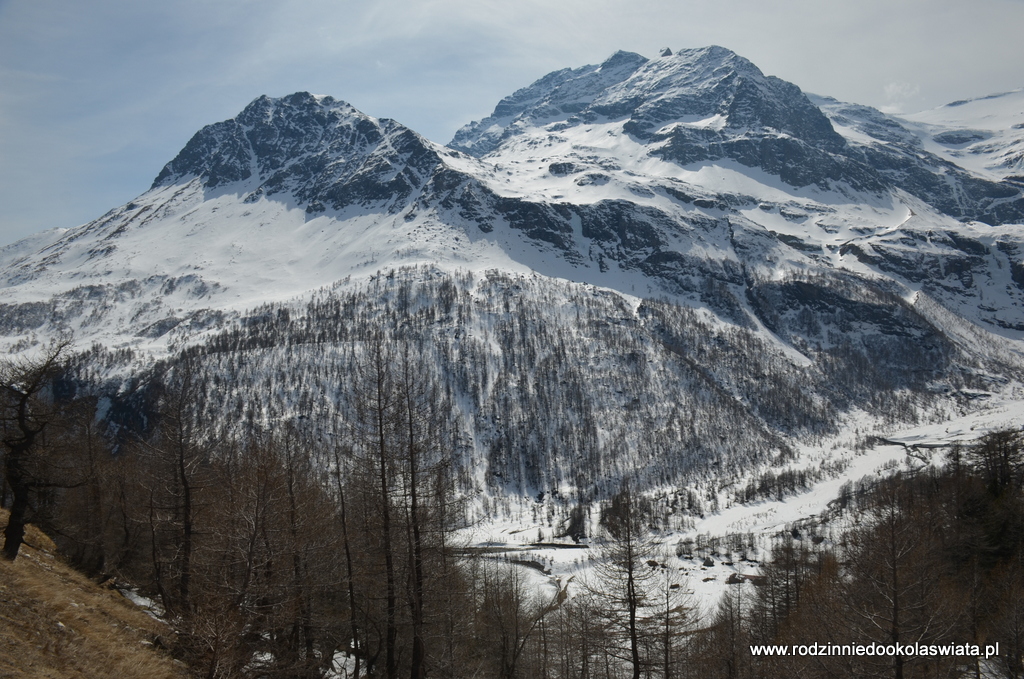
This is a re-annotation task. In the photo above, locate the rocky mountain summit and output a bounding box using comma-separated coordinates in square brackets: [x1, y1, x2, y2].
[452, 46, 853, 189]
[153, 92, 444, 213]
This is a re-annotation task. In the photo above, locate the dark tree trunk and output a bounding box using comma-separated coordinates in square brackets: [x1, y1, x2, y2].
[2, 474, 30, 561]
[403, 351, 427, 679]
[177, 443, 193, 607]
[2, 397, 42, 561]
[332, 444, 361, 679]
[368, 334, 398, 679]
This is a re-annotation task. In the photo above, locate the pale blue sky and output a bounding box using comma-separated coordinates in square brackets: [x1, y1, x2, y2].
[2, 0, 1023, 246]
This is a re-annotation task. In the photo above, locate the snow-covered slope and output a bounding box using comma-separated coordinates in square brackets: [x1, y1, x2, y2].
[811, 90, 1024, 224]
[901, 89, 1024, 181]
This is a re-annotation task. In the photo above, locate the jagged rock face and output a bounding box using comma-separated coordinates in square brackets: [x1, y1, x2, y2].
[814, 97, 922, 147]
[853, 145, 1024, 224]
[452, 47, 846, 153]
[153, 92, 443, 212]
[451, 47, 867, 192]
[603, 48, 841, 147]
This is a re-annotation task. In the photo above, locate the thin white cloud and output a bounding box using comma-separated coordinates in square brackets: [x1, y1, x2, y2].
[881, 82, 922, 114]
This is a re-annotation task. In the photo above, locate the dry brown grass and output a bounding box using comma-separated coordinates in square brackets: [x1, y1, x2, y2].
[0, 509, 189, 679]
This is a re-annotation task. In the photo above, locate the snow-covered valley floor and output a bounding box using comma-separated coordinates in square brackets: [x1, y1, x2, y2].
[460, 393, 1024, 612]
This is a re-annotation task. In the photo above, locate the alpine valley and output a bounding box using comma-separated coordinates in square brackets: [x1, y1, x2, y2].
[4, 45, 1024, 563]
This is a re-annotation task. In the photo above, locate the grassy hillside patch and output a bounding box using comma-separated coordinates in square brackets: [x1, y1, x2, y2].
[0, 509, 187, 679]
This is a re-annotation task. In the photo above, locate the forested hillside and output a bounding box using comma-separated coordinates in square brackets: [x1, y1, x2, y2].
[3, 337, 1023, 678]
[63, 265, 1011, 505]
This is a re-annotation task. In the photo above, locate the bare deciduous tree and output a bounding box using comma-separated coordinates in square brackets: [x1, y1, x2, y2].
[1, 337, 73, 561]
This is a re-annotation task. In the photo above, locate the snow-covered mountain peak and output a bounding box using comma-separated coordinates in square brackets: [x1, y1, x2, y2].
[600, 46, 842, 148]
[451, 46, 842, 159]
[448, 51, 650, 157]
[448, 48, 1021, 225]
[152, 92, 444, 215]
[590, 45, 767, 121]
[156, 93, 360, 187]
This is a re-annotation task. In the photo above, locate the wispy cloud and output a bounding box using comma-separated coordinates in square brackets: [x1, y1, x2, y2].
[881, 82, 922, 114]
